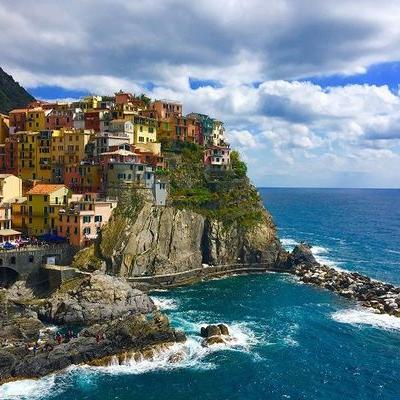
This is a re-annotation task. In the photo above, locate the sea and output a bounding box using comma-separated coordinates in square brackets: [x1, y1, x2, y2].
[1, 188, 400, 400]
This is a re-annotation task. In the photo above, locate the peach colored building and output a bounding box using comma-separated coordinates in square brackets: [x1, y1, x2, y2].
[57, 193, 117, 247]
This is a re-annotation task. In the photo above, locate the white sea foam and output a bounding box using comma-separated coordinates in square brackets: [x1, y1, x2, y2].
[82, 322, 258, 376]
[151, 296, 180, 310]
[0, 375, 62, 400]
[331, 308, 400, 331]
[280, 238, 299, 251]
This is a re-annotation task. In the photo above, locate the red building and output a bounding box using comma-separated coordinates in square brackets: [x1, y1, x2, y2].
[9, 109, 27, 133]
[45, 109, 73, 130]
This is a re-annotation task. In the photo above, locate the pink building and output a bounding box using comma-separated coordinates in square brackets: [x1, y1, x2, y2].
[203, 146, 231, 171]
[57, 193, 117, 247]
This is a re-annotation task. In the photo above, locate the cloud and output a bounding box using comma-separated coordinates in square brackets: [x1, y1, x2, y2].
[2, 0, 400, 186]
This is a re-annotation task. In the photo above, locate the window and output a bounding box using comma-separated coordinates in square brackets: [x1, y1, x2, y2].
[138, 136, 144, 142]
[10, 256, 16, 265]
[44, 195, 48, 202]
[83, 227, 91, 235]
[29, 195, 32, 201]
[28, 255, 34, 263]
[94, 215, 102, 223]
[83, 216, 91, 223]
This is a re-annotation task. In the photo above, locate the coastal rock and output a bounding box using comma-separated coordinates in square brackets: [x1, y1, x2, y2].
[38, 274, 154, 325]
[290, 248, 400, 318]
[98, 198, 282, 281]
[0, 313, 186, 384]
[200, 324, 231, 347]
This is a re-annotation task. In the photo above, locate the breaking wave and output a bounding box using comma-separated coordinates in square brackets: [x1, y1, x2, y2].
[280, 237, 345, 270]
[0, 375, 62, 400]
[151, 296, 180, 310]
[331, 308, 400, 331]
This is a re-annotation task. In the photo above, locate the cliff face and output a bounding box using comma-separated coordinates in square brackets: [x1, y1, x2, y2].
[0, 67, 35, 113]
[98, 197, 283, 279]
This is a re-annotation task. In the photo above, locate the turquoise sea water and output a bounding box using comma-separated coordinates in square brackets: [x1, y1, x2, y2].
[1, 188, 400, 400]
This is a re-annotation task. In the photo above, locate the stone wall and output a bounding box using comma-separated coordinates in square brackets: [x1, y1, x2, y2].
[0, 244, 75, 279]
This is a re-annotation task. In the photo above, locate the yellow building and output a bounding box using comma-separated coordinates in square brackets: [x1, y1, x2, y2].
[17, 131, 38, 181]
[156, 117, 174, 141]
[62, 129, 92, 164]
[10, 197, 27, 232]
[0, 113, 9, 144]
[25, 184, 70, 235]
[35, 130, 53, 182]
[133, 115, 157, 144]
[26, 108, 50, 131]
[0, 174, 22, 203]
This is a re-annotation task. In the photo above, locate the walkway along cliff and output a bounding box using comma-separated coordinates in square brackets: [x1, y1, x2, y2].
[88, 145, 286, 287]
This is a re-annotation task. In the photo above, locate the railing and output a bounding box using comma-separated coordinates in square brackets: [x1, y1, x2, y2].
[126, 263, 276, 286]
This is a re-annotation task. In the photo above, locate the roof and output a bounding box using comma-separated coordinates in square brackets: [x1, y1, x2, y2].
[9, 109, 27, 113]
[27, 184, 67, 195]
[101, 149, 136, 157]
[0, 229, 21, 236]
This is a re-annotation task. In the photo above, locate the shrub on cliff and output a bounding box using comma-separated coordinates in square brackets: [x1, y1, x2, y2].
[166, 146, 264, 229]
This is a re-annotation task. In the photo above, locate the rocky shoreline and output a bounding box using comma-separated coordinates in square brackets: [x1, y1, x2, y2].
[0, 273, 186, 385]
[286, 244, 400, 317]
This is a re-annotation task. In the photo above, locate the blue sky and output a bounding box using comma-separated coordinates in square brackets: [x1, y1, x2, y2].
[2, 0, 400, 187]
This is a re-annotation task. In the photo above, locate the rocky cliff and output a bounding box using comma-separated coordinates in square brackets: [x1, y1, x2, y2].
[0, 67, 34, 114]
[96, 191, 283, 280]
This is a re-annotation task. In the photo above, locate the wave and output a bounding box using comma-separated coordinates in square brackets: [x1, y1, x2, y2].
[280, 237, 345, 271]
[0, 375, 61, 400]
[151, 296, 180, 311]
[331, 308, 400, 331]
[85, 321, 258, 376]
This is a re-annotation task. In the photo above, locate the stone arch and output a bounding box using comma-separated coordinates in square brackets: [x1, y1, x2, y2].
[0, 267, 19, 288]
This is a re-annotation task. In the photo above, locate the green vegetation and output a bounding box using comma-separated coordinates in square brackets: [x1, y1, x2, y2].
[0, 67, 35, 114]
[138, 93, 151, 106]
[71, 245, 103, 272]
[164, 144, 264, 229]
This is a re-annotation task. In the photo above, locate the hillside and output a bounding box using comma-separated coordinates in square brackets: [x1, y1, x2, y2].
[0, 67, 35, 113]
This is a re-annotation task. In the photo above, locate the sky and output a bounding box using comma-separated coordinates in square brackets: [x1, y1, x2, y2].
[2, 0, 400, 188]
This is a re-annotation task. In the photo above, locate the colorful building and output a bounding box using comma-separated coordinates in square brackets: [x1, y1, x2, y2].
[25, 184, 70, 235]
[132, 115, 157, 144]
[9, 109, 27, 134]
[57, 193, 117, 247]
[0, 113, 9, 144]
[26, 107, 51, 131]
[0, 174, 22, 203]
[17, 131, 38, 180]
[151, 100, 182, 119]
[203, 146, 231, 171]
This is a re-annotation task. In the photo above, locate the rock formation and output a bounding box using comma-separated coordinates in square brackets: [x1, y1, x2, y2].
[98, 197, 283, 280]
[0, 312, 186, 384]
[38, 273, 155, 325]
[286, 244, 400, 317]
[200, 324, 231, 346]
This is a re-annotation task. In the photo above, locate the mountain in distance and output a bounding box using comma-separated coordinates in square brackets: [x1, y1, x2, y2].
[0, 67, 35, 114]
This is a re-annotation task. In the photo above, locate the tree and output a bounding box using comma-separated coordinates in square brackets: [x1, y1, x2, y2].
[230, 150, 247, 178]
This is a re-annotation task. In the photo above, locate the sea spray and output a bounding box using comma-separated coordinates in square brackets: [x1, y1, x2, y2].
[331, 308, 400, 331]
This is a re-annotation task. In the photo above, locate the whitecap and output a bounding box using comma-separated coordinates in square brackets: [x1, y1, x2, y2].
[151, 296, 180, 310]
[0, 375, 63, 400]
[331, 308, 400, 331]
[280, 238, 299, 251]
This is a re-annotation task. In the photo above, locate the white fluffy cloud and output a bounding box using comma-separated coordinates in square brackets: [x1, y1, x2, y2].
[1, 0, 400, 186]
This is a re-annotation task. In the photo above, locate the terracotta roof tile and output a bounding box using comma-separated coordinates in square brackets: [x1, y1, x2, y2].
[27, 184, 67, 195]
